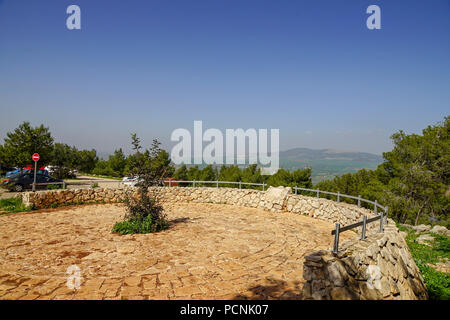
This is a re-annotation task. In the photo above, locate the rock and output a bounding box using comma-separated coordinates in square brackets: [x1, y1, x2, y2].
[359, 281, 383, 300]
[412, 224, 431, 233]
[416, 234, 435, 245]
[428, 258, 450, 273]
[305, 254, 322, 262]
[327, 261, 348, 286]
[430, 225, 450, 236]
[264, 186, 291, 209]
[330, 287, 358, 300]
[302, 282, 312, 299]
[389, 278, 400, 296]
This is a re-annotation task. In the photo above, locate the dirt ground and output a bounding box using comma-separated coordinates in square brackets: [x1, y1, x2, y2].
[0, 202, 354, 300]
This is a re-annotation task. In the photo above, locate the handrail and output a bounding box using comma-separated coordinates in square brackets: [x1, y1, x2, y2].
[330, 211, 387, 255]
[293, 186, 386, 212]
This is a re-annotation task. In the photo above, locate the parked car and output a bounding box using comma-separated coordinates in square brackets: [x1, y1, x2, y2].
[6, 166, 48, 178]
[2, 171, 63, 192]
[44, 166, 77, 178]
[122, 176, 140, 186]
[5, 168, 20, 177]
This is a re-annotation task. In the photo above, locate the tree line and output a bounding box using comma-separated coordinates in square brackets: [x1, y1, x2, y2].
[0, 117, 448, 227]
[171, 164, 312, 189]
[314, 116, 449, 227]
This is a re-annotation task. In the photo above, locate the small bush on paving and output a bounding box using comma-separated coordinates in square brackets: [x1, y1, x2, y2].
[112, 135, 170, 235]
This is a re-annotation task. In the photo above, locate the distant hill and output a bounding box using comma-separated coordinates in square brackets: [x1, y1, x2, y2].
[101, 146, 384, 184]
[280, 148, 383, 183]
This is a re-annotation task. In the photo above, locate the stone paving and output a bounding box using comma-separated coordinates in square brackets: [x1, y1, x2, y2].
[0, 203, 353, 300]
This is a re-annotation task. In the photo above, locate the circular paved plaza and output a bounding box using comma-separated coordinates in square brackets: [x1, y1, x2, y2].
[0, 203, 353, 300]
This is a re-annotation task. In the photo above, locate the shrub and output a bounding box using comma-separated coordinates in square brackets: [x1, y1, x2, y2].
[415, 262, 450, 300]
[112, 214, 168, 234]
[0, 197, 31, 213]
[47, 184, 63, 190]
[112, 135, 170, 235]
[399, 224, 450, 300]
[91, 182, 99, 188]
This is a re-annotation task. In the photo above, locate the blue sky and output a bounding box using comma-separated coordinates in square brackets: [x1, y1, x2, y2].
[0, 0, 449, 155]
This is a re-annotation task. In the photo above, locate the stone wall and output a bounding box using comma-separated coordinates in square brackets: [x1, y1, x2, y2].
[21, 186, 427, 300]
[302, 222, 427, 300]
[22, 186, 377, 226]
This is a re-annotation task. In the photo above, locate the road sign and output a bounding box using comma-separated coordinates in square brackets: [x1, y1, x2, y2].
[32, 153, 39, 191]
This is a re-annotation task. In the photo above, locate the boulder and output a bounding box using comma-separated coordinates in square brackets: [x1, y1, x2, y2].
[416, 234, 435, 245]
[412, 224, 431, 233]
[430, 225, 450, 236]
[264, 186, 291, 209]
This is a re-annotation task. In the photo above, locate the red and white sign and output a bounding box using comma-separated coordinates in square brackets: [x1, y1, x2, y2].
[32, 153, 40, 162]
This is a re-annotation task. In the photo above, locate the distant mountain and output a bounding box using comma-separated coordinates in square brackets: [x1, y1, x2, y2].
[279, 148, 383, 183]
[280, 148, 383, 162]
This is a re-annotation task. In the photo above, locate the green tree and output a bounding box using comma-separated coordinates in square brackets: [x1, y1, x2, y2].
[265, 168, 312, 188]
[312, 116, 449, 227]
[381, 117, 449, 225]
[50, 143, 78, 178]
[240, 164, 262, 185]
[199, 165, 217, 182]
[187, 165, 201, 181]
[218, 165, 241, 187]
[75, 149, 98, 173]
[108, 148, 127, 177]
[0, 122, 54, 169]
[173, 165, 188, 181]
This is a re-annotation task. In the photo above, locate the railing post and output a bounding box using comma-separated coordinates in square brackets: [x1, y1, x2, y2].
[379, 211, 384, 233]
[374, 200, 378, 215]
[358, 195, 361, 208]
[295, 186, 297, 195]
[193, 180, 196, 188]
[262, 183, 265, 191]
[169, 180, 171, 187]
[385, 206, 389, 225]
[239, 181, 241, 189]
[63, 181, 66, 189]
[333, 223, 340, 254]
[317, 189, 320, 198]
[216, 181, 219, 188]
[361, 216, 367, 240]
[337, 191, 340, 202]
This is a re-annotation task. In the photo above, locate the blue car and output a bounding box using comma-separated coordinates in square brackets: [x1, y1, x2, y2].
[6, 168, 49, 178]
[5, 168, 20, 177]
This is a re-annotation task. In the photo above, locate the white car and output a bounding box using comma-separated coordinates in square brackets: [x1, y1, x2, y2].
[122, 176, 140, 186]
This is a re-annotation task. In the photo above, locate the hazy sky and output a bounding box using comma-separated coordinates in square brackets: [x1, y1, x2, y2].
[0, 0, 449, 156]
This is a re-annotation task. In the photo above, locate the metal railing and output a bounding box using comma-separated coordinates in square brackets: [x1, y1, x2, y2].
[291, 186, 389, 254]
[30, 179, 124, 190]
[165, 180, 267, 190]
[330, 212, 387, 255]
[292, 186, 387, 213]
